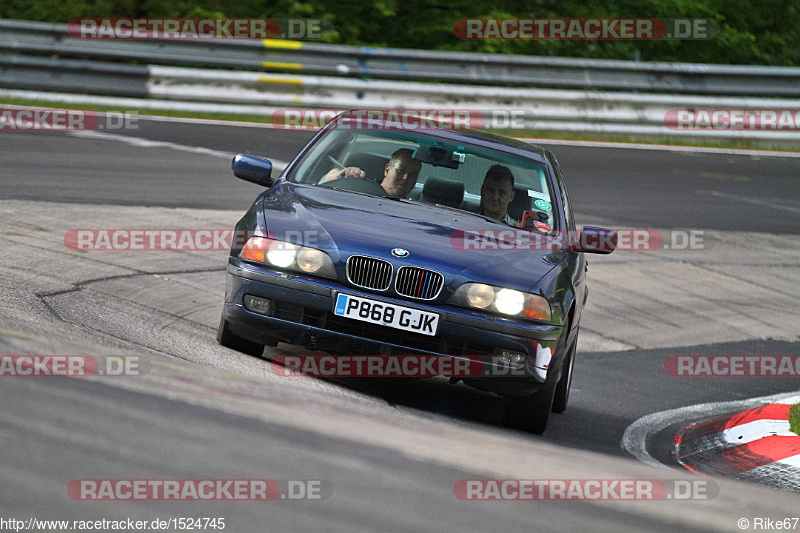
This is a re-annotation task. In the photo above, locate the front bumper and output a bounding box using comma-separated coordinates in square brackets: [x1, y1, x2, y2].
[222, 258, 564, 395]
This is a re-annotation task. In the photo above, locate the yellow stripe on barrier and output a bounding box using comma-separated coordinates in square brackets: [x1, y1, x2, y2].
[263, 39, 303, 50]
[261, 61, 304, 71]
[258, 77, 303, 86]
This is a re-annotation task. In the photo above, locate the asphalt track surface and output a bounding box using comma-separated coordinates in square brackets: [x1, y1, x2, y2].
[1, 119, 799, 531]
[1, 120, 799, 233]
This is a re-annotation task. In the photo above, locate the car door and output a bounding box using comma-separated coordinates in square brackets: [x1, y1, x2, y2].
[548, 152, 587, 333]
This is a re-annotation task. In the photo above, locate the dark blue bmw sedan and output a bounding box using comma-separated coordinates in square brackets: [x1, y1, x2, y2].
[218, 112, 615, 433]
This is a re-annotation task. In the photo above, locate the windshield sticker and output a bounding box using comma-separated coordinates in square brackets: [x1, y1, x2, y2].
[534, 199, 552, 211]
[527, 190, 550, 201]
[534, 221, 551, 232]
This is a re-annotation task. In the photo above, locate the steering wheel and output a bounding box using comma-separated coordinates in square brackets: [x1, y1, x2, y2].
[328, 155, 345, 168]
[318, 177, 387, 195]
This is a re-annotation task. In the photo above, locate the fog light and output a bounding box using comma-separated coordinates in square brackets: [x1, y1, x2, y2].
[243, 295, 272, 315]
[496, 349, 525, 365]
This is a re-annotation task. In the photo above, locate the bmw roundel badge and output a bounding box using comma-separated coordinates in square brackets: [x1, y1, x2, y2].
[391, 248, 409, 258]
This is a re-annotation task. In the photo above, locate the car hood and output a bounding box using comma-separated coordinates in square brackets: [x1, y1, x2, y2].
[261, 182, 564, 292]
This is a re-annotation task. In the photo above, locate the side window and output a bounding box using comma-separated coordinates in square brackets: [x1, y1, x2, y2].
[551, 158, 576, 232]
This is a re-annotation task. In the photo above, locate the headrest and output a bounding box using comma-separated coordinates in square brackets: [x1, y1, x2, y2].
[507, 187, 533, 220]
[421, 177, 465, 208]
[342, 153, 389, 181]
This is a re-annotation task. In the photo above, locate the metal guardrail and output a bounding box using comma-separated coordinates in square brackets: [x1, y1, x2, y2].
[3, 56, 800, 143]
[2, 18, 800, 96]
[145, 65, 800, 122]
[0, 54, 148, 96]
[1, 18, 799, 144]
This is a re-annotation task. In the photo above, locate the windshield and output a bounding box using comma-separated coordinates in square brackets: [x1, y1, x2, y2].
[285, 128, 556, 230]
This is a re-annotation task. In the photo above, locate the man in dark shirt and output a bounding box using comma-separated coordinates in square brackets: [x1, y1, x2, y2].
[479, 164, 520, 228]
[321, 148, 421, 198]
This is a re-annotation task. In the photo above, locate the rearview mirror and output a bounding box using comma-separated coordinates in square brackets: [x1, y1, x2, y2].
[411, 145, 463, 169]
[232, 154, 274, 187]
[571, 227, 617, 254]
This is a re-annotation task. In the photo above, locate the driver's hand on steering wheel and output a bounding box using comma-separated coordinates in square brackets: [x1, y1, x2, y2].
[321, 166, 366, 183]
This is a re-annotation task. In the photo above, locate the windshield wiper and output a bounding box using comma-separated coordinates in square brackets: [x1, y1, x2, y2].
[419, 202, 509, 226]
[457, 210, 510, 226]
[381, 195, 417, 203]
[328, 187, 382, 199]
[381, 196, 515, 228]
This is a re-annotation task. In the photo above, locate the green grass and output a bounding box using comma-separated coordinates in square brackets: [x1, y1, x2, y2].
[790, 403, 800, 436]
[495, 129, 800, 152]
[3, 96, 799, 153]
[0, 97, 276, 124]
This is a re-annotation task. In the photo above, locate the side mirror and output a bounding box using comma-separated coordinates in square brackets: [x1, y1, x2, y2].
[571, 227, 617, 254]
[232, 154, 274, 187]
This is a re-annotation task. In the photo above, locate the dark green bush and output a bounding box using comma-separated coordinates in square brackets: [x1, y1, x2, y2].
[2, 0, 797, 65]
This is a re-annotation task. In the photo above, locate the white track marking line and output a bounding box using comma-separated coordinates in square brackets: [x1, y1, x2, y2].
[68, 130, 236, 159]
[621, 391, 800, 468]
[67, 130, 289, 171]
[698, 190, 800, 214]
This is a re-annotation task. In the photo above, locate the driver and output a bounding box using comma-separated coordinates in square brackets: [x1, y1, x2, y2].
[320, 148, 421, 198]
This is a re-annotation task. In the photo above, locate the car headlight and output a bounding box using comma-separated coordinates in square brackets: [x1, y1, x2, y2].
[296, 247, 326, 273]
[267, 241, 298, 268]
[494, 288, 525, 315]
[449, 283, 552, 322]
[239, 236, 336, 278]
[466, 283, 494, 309]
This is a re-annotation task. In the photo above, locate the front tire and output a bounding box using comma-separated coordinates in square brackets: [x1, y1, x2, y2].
[503, 380, 557, 434]
[217, 316, 264, 357]
[552, 329, 578, 414]
[502, 324, 572, 434]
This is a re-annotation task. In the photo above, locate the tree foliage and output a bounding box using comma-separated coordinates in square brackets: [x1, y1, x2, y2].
[2, 0, 797, 65]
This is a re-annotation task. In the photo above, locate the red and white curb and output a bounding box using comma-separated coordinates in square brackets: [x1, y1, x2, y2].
[622, 391, 800, 491]
[674, 397, 800, 491]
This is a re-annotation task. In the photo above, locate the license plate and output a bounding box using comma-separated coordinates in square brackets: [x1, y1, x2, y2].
[333, 293, 439, 336]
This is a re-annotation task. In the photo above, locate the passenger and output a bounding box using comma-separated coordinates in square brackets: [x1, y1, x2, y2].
[479, 164, 520, 227]
[321, 148, 421, 198]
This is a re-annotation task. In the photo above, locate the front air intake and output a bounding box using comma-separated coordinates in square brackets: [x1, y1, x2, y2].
[346, 255, 393, 291]
[395, 266, 443, 300]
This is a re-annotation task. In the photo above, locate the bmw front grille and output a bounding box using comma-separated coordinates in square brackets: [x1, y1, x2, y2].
[395, 266, 444, 300]
[346, 255, 393, 291]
